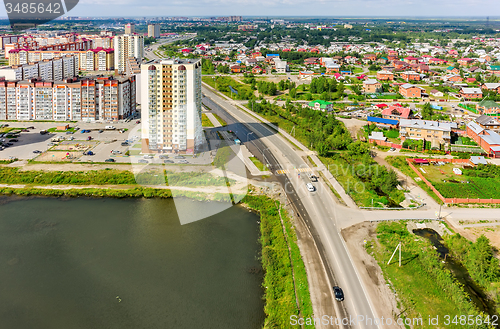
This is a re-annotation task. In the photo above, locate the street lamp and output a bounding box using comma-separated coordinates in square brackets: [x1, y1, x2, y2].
[247, 131, 254, 142]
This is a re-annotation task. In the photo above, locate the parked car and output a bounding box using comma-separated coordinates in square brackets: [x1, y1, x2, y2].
[164, 160, 174, 163]
[98, 130, 104, 133]
[84, 151, 94, 156]
[307, 173, 317, 182]
[121, 142, 129, 146]
[144, 154, 154, 159]
[80, 130, 86, 134]
[66, 131, 74, 134]
[178, 160, 189, 164]
[105, 158, 115, 163]
[87, 136, 92, 141]
[111, 150, 121, 154]
[27, 126, 35, 129]
[6, 142, 13, 146]
[159, 155, 169, 159]
[136, 120, 141, 124]
[138, 159, 148, 164]
[33, 150, 42, 153]
[40, 130, 48, 135]
[174, 155, 185, 159]
[306, 183, 315, 192]
[22, 129, 29, 132]
[105, 126, 116, 130]
[333, 286, 344, 302]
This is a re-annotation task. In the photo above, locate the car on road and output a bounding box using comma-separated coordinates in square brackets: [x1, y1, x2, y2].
[178, 160, 189, 164]
[104, 158, 115, 163]
[40, 130, 48, 135]
[22, 129, 29, 132]
[159, 155, 169, 159]
[105, 126, 116, 130]
[308, 173, 317, 182]
[5, 142, 13, 146]
[306, 183, 315, 192]
[144, 154, 154, 159]
[9, 139, 18, 142]
[136, 120, 141, 124]
[27, 126, 35, 129]
[333, 286, 344, 301]
[33, 150, 42, 153]
[389, 147, 396, 152]
[111, 150, 121, 154]
[138, 159, 148, 164]
[164, 160, 174, 163]
[174, 155, 185, 159]
[121, 142, 129, 146]
[66, 131, 74, 134]
[98, 130, 104, 133]
[84, 151, 94, 156]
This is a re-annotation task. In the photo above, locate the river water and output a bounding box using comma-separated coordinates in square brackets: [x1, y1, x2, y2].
[0, 196, 264, 329]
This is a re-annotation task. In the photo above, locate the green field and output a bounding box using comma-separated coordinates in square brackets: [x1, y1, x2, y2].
[202, 113, 214, 127]
[250, 157, 266, 171]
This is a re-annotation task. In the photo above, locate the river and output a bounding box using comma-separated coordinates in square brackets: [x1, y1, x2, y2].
[0, 196, 264, 329]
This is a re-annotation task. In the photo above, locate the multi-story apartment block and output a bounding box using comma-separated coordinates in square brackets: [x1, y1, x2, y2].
[0, 76, 135, 122]
[5, 40, 91, 59]
[141, 59, 203, 154]
[8, 48, 114, 71]
[0, 55, 78, 81]
[124, 23, 135, 35]
[114, 34, 144, 73]
[148, 24, 161, 38]
[400, 119, 457, 148]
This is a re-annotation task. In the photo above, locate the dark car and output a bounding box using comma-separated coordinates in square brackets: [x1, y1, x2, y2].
[27, 126, 35, 129]
[121, 142, 129, 146]
[164, 160, 174, 163]
[174, 155, 185, 159]
[84, 151, 94, 156]
[136, 120, 141, 124]
[98, 130, 104, 133]
[5, 142, 13, 146]
[87, 136, 92, 141]
[22, 129, 29, 132]
[33, 150, 42, 153]
[105, 158, 115, 163]
[9, 139, 18, 142]
[333, 286, 344, 302]
[66, 131, 74, 134]
[138, 159, 148, 164]
[159, 155, 169, 159]
[40, 130, 48, 135]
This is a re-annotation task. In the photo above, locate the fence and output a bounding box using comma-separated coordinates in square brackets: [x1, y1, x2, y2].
[406, 158, 500, 205]
[369, 139, 402, 149]
[458, 103, 478, 114]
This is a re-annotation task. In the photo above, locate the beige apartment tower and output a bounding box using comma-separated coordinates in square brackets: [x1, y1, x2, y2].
[141, 59, 203, 154]
[148, 24, 161, 38]
[114, 34, 144, 73]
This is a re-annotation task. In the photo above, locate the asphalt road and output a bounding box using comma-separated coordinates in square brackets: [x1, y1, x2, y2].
[202, 88, 379, 329]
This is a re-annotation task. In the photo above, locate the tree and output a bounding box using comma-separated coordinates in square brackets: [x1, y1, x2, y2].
[421, 103, 434, 120]
[347, 141, 370, 156]
[317, 142, 330, 157]
[289, 88, 297, 99]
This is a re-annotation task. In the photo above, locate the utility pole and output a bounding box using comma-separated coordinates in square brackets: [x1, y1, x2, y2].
[388, 241, 402, 267]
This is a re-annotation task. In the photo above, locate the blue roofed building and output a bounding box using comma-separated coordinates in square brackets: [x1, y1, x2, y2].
[367, 116, 399, 128]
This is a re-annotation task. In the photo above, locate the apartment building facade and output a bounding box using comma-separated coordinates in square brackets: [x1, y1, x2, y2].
[0, 76, 135, 122]
[114, 34, 144, 73]
[8, 48, 115, 71]
[0, 55, 78, 81]
[148, 24, 161, 38]
[141, 59, 203, 154]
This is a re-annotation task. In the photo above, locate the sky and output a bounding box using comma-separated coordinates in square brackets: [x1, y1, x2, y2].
[0, 0, 499, 19]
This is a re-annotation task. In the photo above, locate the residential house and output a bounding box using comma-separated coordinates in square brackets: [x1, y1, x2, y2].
[363, 79, 382, 93]
[304, 57, 319, 66]
[428, 58, 447, 65]
[476, 99, 500, 117]
[399, 84, 423, 98]
[466, 121, 500, 158]
[382, 105, 411, 121]
[458, 58, 475, 66]
[326, 62, 341, 73]
[460, 87, 483, 100]
[230, 65, 242, 73]
[245, 58, 257, 66]
[274, 58, 288, 73]
[482, 83, 500, 93]
[476, 115, 500, 130]
[446, 66, 460, 75]
[404, 56, 419, 64]
[401, 71, 421, 81]
[252, 66, 262, 74]
[400, 119, 457, 147]
[430, 89, 444, 97]
[307, 100, 333, 112]
[442, 74, 463, 83]
[377, 70, 394, 81]
[488, 65, 500, 75]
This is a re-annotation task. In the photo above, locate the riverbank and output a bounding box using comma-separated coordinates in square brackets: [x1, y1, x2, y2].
[243, 193, 315, 329]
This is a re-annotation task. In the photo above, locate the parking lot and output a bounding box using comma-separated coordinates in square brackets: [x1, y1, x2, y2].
[0, 121, 138, 161]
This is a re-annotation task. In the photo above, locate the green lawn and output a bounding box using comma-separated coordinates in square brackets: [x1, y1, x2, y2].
[202, 113, 214, 127]
[250, 157, 266, 171]
[212, 113, 227, 127]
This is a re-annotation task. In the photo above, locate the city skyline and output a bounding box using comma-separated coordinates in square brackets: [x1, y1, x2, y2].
[0, 1, 499, 20]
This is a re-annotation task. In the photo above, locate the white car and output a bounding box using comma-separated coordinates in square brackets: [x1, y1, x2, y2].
[306, 183, 315, 192]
